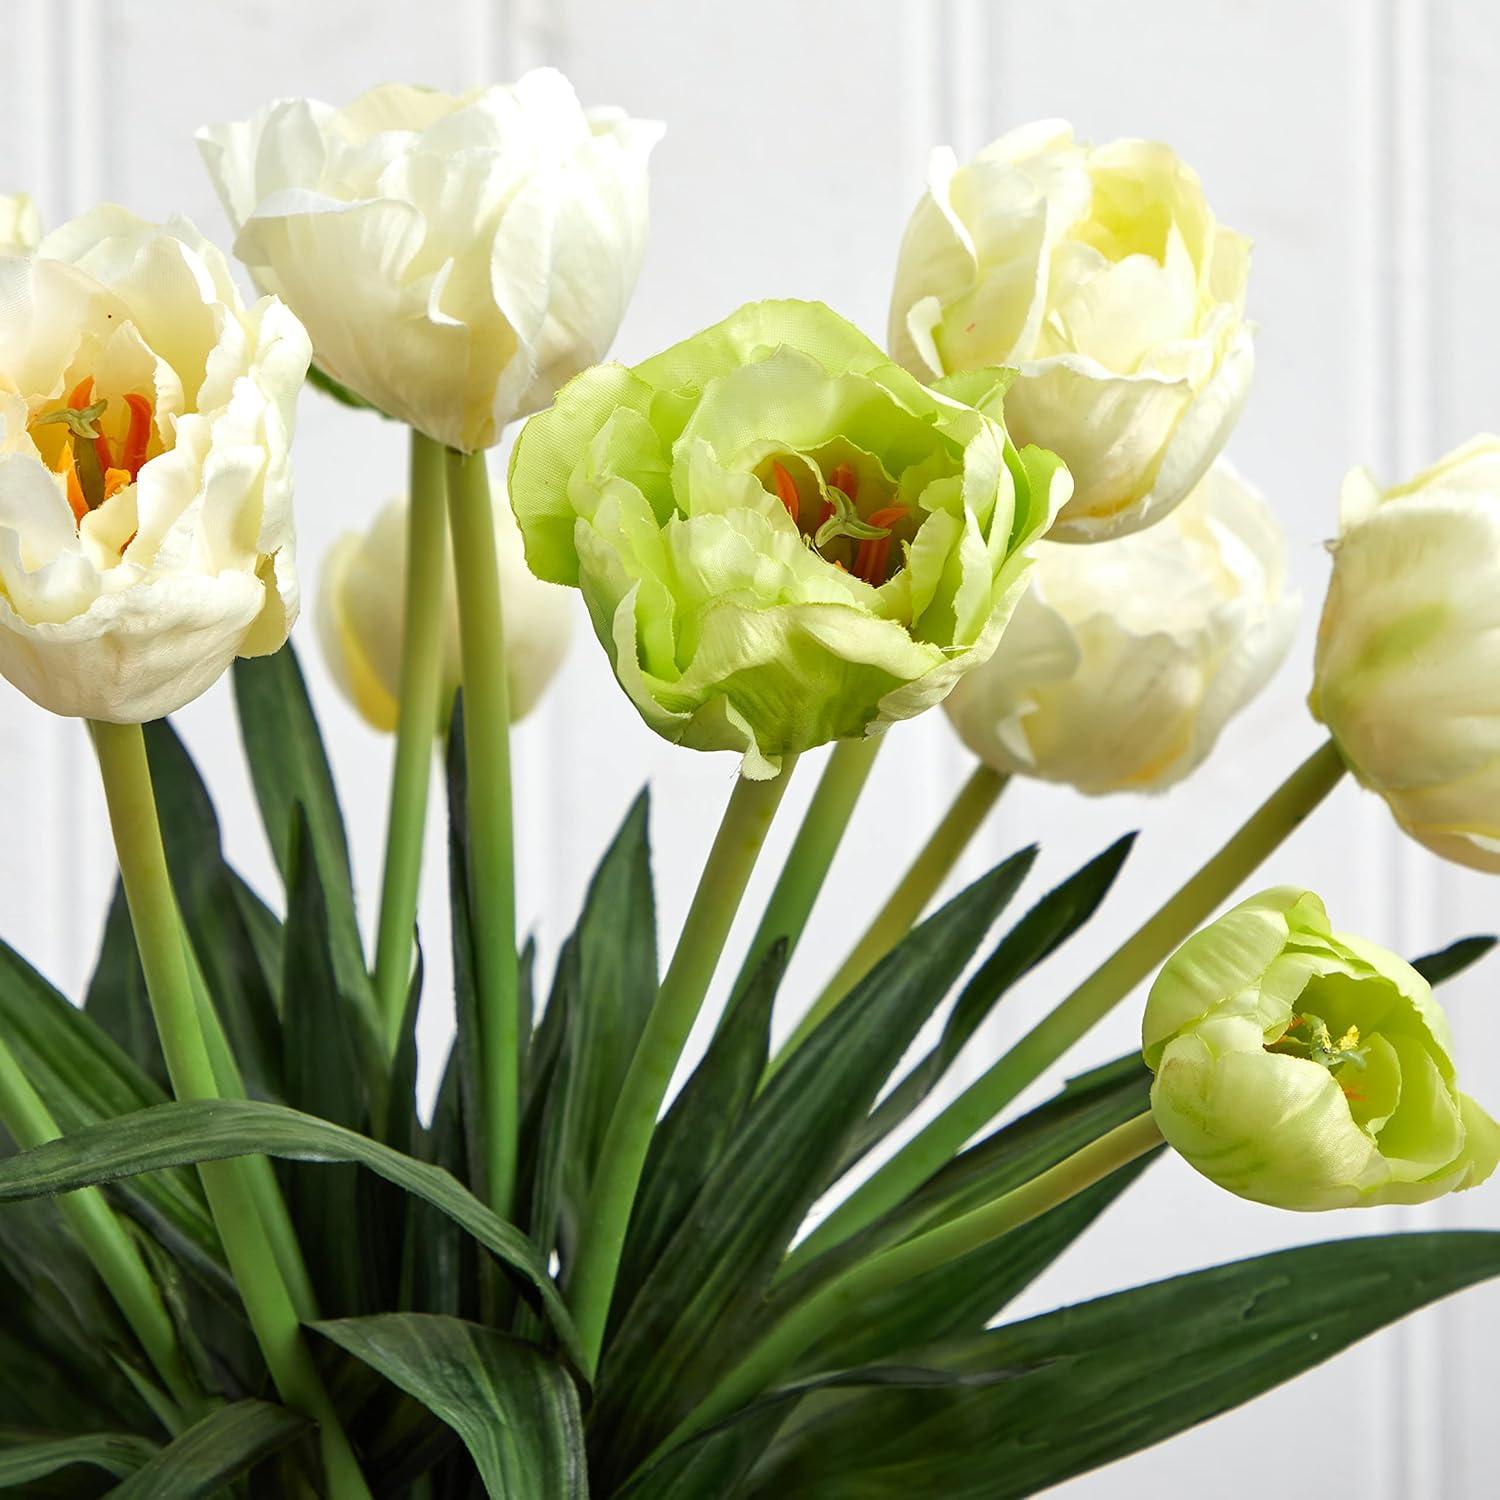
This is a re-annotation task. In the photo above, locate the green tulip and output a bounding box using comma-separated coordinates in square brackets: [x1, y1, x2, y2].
[1142, 888, 1500, 1210]
[507, 300, 1068, 776]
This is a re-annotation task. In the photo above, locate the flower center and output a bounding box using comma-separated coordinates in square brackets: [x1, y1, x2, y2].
[28, 377, 155, 525]
[765, 459, 911, 586]
[1270, 1013, 1369, 1101]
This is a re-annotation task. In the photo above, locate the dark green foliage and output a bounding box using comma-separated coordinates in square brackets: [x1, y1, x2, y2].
[7, 644, 1498, 1496]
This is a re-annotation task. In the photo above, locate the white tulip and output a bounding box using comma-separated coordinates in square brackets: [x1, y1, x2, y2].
[199, 70, 663, 454]
[0, 194, 40, 254]
[944, 460, 1296, 794]
[890, 121, 1253, 541]
[1310, 437, 1500, 872]
[318, 485, 572, 734]
[0, 206, 308, 722]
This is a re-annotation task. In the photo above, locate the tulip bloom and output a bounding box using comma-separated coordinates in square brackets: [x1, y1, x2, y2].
[508, 300, 1069, 777]
[199, 70, 662, 453]
[1143, 889, 1500, 1210]
[318, 485, 572, 733]
[890, 121, 1252, 541]
[0, 207, 308, 721]
[944, 459, 1296, 794]
[1309, 438, 1500, 873]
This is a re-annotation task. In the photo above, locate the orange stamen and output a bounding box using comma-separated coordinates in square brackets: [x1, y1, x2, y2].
[52, 437, 87, 523]
[103, 467, 132, 501]
[828, 462, 858, 500]
[865, 505, 910, 530]
[121, 393, 153, 478]
[771, 462, 800, 525]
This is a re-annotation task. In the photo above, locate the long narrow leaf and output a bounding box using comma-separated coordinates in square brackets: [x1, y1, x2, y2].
[0, 1099, 582, 1370]
[109, 1401, 309, 1499]
[610, 941, 788, 1338]
[589, 851, 1034, 1487]
[0, 1431, 155, 1486]
[315, 1314, 587, 1499]
[1413, 934, 1497, 986]
[841, 835, 1135, 1175]
[233, 645, 376, 1032]
[0, 940, 218, 1276]
[747, 1230, 1500, 1498]
[772, 1054, 1157, 1372]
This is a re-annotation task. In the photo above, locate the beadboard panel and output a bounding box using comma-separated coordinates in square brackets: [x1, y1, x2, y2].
[0, 2, 1496, 1493]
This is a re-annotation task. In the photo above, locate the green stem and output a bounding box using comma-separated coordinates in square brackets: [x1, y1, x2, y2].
[91, 721, 371, 1499]
[665, 1112, 1162, 1459]
[771, 762, 1007, 1075]
[186, 946, 319, 1322]
[569, 761, 799, 1372]
[373, 431, 451, 1053]
[445, 447, 519, 1218]
[789, 738, 1346, 1271]
[0, 1033, 200, 1423]
[725, 736, 881, 1014]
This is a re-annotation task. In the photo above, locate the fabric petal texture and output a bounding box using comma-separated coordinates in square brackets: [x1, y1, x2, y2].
[508, 298, 1067, 776]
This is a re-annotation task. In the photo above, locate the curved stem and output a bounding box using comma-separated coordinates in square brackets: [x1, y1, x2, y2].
[92, 721, 371, 1499]
[665, 1113, 1162, 1460]
[0, 1034, 201, 1423]
[445, 447, 519, 1218]
[373, 431, 450, 1052]
[569, 761, 799, 1372]
[790, 738, 1346, 1271]
[725, 736, 881, 1020]
[771, 762, 1007, 1074]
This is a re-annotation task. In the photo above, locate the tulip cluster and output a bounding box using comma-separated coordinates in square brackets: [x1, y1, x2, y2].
[0, 59, 1498, 1500]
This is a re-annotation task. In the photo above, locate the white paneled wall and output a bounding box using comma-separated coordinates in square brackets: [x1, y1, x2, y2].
[1, 2, 1497, 1493]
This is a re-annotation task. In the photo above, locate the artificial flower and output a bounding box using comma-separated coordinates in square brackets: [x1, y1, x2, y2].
[318, 481, 572, 733]
[199, 69, 662, 452]
[944, 458, 1296, 794]
[889, 121, 1252, 541]
[1143, 888, 1500, 1210]
[1308, 438, 1500, 872]
[0, 194, 40, 254]
[507, 299, 1069, 777]
[0, 207, 308, 721]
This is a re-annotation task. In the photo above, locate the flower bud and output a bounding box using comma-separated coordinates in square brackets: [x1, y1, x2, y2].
[199, 70, 662, 453]
[944, 459, 1296, 794]
[1309, 438, 1500, 872]
[889, 121, 1252, 541]
[317, 488, 572, 734]
[507, 300, 1070, 778]
[1143, 888, 1500, 1211]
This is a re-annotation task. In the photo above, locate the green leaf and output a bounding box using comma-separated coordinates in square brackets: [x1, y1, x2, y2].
[109, 1401, 309, 1499]
[610, 941, 788, 1338]
[773, 1054, 1156, 1372]
[746, 1230, 1500, 1498]
[0, 1430, 155, 1487]
[0, 1098, 582, 1370]
[232, 644, 377, 1038]
[445, 700, 487, 1197]
[0, 1215, 162, 1432]
[1413, 934, 1497, 986]
[618, 1364, 1020, 1500]
[143, 719, 285, 1099]
[588, 852, 1034, 1488]
[281, 805, 386, 1315]
[85, 884, 166, 1090]
[0, 939, 219, 1278]
[314, 1314, 587, 1499]
[524, 792, 658, 1270]
[841, 835, 1134, 1174]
